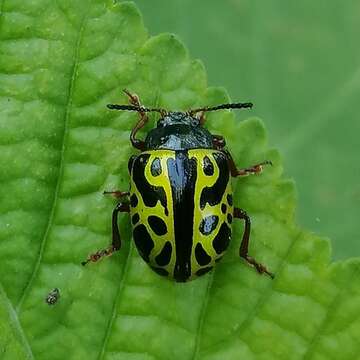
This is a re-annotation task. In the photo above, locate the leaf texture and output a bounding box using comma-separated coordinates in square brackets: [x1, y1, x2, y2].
[0, 1, 359, 359]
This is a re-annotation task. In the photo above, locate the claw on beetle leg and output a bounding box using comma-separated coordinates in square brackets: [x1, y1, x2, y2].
[81, 245, 118, 266]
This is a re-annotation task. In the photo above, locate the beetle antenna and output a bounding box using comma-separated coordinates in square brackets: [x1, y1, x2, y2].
[107, 104, 167, 116]
[189, 102, 253, 115]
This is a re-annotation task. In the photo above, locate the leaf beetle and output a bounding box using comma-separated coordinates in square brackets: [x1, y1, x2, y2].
[82, 89, 274, 281]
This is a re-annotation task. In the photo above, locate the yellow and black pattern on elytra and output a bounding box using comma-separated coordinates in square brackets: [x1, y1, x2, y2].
[129, 149, 233, 282]
[189, 149, 233, 280]
[129, 150, 177, 278]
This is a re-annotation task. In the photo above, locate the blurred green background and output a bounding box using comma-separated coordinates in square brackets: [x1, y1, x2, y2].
[135, 0, 360, 260]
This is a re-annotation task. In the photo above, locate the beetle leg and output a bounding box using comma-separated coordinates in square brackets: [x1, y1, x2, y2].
[223, 149, 272, 177]
[103, 190, 130, 199]
[212, 135, 226, 150]
[234, 207, 274, 279]
[82, 202, 130, 266]
[123, 89, 148, 151]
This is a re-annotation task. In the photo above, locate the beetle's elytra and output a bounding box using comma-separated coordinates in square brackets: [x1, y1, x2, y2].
[82, 89, 274, 282]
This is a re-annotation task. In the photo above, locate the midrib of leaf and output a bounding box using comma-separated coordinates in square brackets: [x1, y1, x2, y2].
[303, 264, 360, 359]
[98, 243, 135, 360]
[16, 13, 88, 312]
[0, 282, 34, 359]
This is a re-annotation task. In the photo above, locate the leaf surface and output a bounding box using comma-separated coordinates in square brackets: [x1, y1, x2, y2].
[0, 1, 359, 359]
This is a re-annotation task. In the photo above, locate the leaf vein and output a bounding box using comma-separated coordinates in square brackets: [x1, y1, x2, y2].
[16, 14, 87, 311]
[303, 263, 360, 359]
[0, 282, 34, 359]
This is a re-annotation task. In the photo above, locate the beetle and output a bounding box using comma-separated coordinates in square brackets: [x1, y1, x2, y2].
[82, 89, 274, 281]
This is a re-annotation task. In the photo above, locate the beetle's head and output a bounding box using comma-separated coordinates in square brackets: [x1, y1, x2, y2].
[156, 112, 200, 128]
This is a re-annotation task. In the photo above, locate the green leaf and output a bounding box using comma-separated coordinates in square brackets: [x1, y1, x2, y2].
[0, 1, 359, 360]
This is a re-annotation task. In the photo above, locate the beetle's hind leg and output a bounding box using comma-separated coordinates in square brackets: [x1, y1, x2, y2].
[123, 89, 148, 151]
[82, 202, 130, 266]
[234, 207, 274, 279]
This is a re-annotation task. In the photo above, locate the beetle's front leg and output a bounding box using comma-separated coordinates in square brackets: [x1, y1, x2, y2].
[82, 202, 130, 265]
[123, 89, 148, 151]
[234, 208, 274, 279]
[223, 149, 272, 177]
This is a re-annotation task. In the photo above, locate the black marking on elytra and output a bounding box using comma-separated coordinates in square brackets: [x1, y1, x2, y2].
[212, 222, 231, 254]
[168, 151, 197, 282]
[195, 242, 212, 266]
[132, 213, 140, 225]
[150, 157, 162, 177]
[133, 224, 154, 262]
[227, 213, 233, 224]
[148, 215, 167, 236]
[150, 266, 169, 277]
[196, 266, 213, 277]
[132, 153, 167, 211]
[221, 203, 227, 214]
[130, 194, 138, 208]
[200, 152, 229, 209]
[203, 155, 214, 176]
[128, 155, 137, 174]
[155, 241, 172, 266]
[199, 215, 219, 236]
[227, 194, 233, 206]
